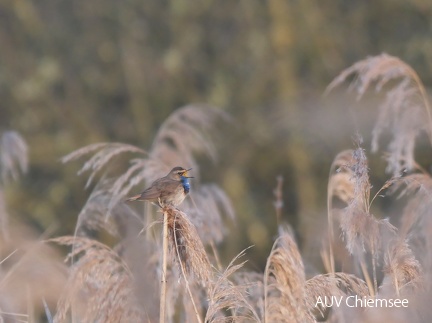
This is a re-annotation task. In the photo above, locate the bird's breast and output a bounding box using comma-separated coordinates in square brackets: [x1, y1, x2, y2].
[181, 177, 190, 194]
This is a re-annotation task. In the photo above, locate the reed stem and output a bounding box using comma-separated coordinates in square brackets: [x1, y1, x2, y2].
[159, 210, 168, 323]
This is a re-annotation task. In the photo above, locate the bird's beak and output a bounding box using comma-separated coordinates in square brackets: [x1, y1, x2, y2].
[183, 168, 193, 178]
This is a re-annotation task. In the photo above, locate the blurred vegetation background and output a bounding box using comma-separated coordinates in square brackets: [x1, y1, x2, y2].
[1, 0, 432, 271]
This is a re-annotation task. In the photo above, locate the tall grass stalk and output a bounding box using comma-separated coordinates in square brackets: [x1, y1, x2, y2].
[160, 208, 169, 323]
[172, 212, 203, 323]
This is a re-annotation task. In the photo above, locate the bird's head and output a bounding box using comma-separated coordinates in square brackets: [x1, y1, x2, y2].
[169, 166, 194, 180]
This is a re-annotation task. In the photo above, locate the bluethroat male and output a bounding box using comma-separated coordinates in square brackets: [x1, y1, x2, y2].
[126, 166, 193, 207]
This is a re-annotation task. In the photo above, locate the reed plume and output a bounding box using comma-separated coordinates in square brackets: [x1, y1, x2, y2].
[382, 239, 422, 296]
[205, 248, 261, 323]
[62, 105, 233, 244]
[0, 225, 66, 322]
[165, 206, 212, 287]
[305, 272, 369, 319]
[264, 227, 315, 323]
[50, 236, 145, 323]
[389, 173, 432, 273]
[335, 145, 396, 295]
[326, 53, 432, 176]
[327, 149, 356, 273]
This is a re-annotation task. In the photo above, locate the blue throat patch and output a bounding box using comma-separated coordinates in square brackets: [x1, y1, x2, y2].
[181, 176, 190, 193]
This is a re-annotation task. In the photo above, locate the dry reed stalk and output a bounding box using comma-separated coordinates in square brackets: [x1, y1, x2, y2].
[388, 174, 432, 273]
[320, 245, 332, 274]
[335, 146, 396, 296]
[173, 230, 203, 323]
[205, 248, 260, 323]
[61, 142, 146, 188]
[391, 173, 432, 236]
[165, 206, 213, 287]
[327, 149, 356, 274]
[0, 225, 66, 322]
[148, 105, 230, 178]
[163, 206, 213, 322]
[326, 53, 432, 176]
[72, 177, 144, 240]
[383, 240, 422, 296]
[50, 236, 144, 323]
[63, 106, 233, 246]
[305, 272, 369, 319]
[264, 228, 315, 323]
[209, 240, 223, 271]
[43, 298, 53, 323]
[185, 184, 235, 247]
[160, 209, 169, 323]
[233, 271, 265, 322]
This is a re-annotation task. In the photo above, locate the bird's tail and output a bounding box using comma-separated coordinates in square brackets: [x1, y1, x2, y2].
[125, 194, 141, 202]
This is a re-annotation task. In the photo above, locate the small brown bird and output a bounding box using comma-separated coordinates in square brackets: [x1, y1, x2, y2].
[126, 166, 193, 207]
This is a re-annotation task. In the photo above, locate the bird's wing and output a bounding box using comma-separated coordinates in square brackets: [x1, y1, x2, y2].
[158, 180, 182, 199]
[126, 178, 181, 202]
[125, 177, 164, 202]
[137, 185, 162, 200]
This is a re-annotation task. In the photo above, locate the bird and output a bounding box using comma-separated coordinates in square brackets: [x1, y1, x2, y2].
[125, 166, 193, 207]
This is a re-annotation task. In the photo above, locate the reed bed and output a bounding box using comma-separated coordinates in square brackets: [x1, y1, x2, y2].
[1, 56, 432, 322]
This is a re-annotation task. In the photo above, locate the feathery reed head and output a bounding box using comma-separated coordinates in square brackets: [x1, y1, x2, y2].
[383, 239, 422, 296]
[326, 53, 432, 176]
[0, 227, 66, 322]
[205, 248, 261, 323]
[163, 206, 212, 287]
[335, 145, 397, 258]
[264, 227, 315, 323]
[328, 149, 356, 207]
[305, 273, 369, 319]
[50, 236, 145, 322]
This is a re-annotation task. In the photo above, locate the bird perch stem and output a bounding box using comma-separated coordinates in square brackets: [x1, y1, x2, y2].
[160, 209, 169, 323]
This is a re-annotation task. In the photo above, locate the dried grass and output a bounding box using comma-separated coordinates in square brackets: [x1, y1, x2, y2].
[0, 225, 66, 322]
[165, 206, 212, 287]
[74, 178, 143, 238]
[327, 150, 356, 273]
[61, 142, 146, 188]
[387, 174, 432, 273]
[233, 271, 265, 322]
[305, 273, 369, 319]
[5, 54, 432, 322]
[264, 228, 315, 323]
[328, 150, 356, 208]
[205, 249, 260, 323]
[333, 146, 396, 255]
[382, 239, 422, 296]
[322, 54, 431, 322]
[335, 146, 396, 295]
[185, 184, 235, 246]
[62, 105, 233, 244]
[148, 105, 230, 180]
[50, 236, 145, 323]
[326, 53, 432, 176]
[390, 173, 432, 236]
